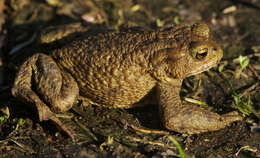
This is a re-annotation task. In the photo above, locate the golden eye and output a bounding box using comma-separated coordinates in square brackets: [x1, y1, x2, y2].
[196, 48, 208, 60]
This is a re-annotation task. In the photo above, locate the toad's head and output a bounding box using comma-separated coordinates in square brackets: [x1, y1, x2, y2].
[165, 23, 223, 79]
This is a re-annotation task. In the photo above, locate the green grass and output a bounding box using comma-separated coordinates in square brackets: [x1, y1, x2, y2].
[15, 118, 25, 131]
[0, 115, 9, 124]
[168, 136, 185, 158]
[229, 82, 254, 117]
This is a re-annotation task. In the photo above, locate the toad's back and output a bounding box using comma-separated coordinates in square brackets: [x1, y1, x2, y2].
[51, 29, 166, 107]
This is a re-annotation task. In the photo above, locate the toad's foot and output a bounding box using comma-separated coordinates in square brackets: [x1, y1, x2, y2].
[156, 81, 242, 134]
[162, 105, 242, 134]
[12, 53, 79, 141]
[40, 104, 76, 141]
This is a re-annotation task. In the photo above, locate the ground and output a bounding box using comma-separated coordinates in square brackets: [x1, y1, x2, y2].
[0, 0, 259, 158]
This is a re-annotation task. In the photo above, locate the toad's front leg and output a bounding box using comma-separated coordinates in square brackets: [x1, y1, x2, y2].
[12, 53, 79, 141]
[156, 79, 242, 134]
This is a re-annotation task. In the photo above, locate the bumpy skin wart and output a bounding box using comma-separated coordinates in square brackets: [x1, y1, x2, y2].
[12, 23, 242, 140]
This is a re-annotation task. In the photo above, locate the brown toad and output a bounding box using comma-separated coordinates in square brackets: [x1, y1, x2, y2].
[12, 23, 242, 140]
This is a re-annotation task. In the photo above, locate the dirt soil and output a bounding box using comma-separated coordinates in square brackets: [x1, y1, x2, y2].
[0, 0, 260, 158]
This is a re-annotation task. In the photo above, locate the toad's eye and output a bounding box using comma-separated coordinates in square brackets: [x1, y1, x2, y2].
[196, 48, 208, 60]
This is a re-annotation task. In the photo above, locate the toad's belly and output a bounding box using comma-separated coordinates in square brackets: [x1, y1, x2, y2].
[75, 70, 156, 108]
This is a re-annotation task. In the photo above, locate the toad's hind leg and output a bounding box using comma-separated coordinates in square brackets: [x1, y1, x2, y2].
[156, 80, 242, 134]
[12, 53, 79, 141]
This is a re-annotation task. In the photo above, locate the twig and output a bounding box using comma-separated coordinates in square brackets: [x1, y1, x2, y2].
[55, 113, 74, 119]
[238, 82, 259, 98]
[236, 65, 260, 98]
[235, 145, 258, 157]
[9, 33, 37, 55]
[73, 117, 98, 142]
[129, 124, 170, 135]
[125, 136, 177, 150]
[8, 138, 36, 154]
[184, 97, 210, 109]
[232, 53, 260, 64]
[248, 65, 260, 81]
[229, 0, 260, 10]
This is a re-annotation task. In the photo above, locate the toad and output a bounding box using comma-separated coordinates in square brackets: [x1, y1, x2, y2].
[12, 23, 242, 141]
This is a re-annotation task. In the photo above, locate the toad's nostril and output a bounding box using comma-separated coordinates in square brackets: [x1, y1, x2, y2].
[213, 47, 217, 52]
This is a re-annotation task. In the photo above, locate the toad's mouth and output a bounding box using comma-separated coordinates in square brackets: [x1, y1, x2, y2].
[186, 60, 218, 77]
